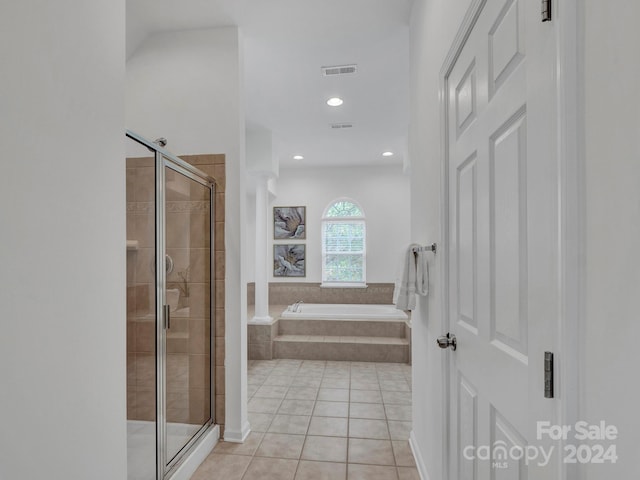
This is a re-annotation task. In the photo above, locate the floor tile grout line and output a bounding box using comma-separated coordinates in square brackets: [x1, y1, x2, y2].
[289, 360, 304, 480]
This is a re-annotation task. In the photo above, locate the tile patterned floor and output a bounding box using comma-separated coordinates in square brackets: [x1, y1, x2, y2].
[191, 360, 418, 480]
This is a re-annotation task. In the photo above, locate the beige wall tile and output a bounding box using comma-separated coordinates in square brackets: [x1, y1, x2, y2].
[134, 284, 151, 317]
[189, 212, 210, 249]
[214, 252, 225, 280]
[189, 387, 210, 425]
[127, 390, 136, 418]
[134, 249, 154, 284]
[215, 366, 225, 395]
[188, 248, 210, 283]
[214, 221, 225, 250]
[126, 253, 136, 284]
[213, 165, 225, 189]
[215, 280, 225, 306]
[127, 322, 136, 353]
[127, 353, 136, 386]
[189, 318, 210, 354]
[135, 353, 155, 388]
[215, 394, 225, 424]
[215, 192, 225, 220]
[126, 157, 154, 169]
[189, 354, 210, 389]
[134, 214, 155, 248]
[189, 283, 210, 318]
[166, 354, 189, 392]
[135, 388, 155, 421]
[166, 335, 188, 354]
[215, 309, 225, 336]
[215, 337, 225, 365]
[249, 343, 272, 360]
[134, 166, 155, 202]
[126, 168, 136, 202]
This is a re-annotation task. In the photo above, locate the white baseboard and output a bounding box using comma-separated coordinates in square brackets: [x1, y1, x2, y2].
[223, 420, 251, 443]
[410, 430, 431, 480]
[170, 424, 219, 480]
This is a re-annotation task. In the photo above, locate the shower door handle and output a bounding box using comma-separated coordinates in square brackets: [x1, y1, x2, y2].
[164, 304, 171, 330]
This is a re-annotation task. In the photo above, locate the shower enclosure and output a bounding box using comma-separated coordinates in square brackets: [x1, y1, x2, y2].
[126, 131, 216, 480]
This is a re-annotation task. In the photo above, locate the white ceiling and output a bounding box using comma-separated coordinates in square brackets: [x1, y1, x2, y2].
[127, 0, 412, 170]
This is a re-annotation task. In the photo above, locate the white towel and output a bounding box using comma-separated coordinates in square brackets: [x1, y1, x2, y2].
[394, 244, 430, 311]
[394, 244, 420, 311]
[392, 249, 405, 305]
[415, 250, 429, 297]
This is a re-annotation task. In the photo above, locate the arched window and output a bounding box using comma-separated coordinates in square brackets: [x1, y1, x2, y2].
[321, 199, 366, 286]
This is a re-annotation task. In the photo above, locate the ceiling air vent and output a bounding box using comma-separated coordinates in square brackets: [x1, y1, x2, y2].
[330, 123, 354, 129]
[322, 64, 357, 76]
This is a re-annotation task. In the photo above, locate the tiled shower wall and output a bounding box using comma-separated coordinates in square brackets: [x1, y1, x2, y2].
[126, 154, 226, 434]
[182, 154, 226, 435]
[126, 156, 156, 422]
[247, 282, 395, 306]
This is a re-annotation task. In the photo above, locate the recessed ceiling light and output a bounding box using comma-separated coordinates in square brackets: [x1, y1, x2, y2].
[293, 155, 304, 160]
[382, 151, 394, 157]
[327, 97, 344, 107]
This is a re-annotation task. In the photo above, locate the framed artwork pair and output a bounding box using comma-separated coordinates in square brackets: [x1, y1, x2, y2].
[273, 206, 306, 277]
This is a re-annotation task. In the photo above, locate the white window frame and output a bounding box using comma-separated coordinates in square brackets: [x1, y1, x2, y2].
[321, 198, 367, 288]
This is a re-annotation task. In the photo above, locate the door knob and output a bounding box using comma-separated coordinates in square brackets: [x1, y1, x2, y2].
[437, 333, 457, 351]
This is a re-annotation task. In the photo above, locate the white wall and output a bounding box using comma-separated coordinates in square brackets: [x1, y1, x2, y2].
[0, 1, 126, 479]
[408, 1, 473, 477]
[126, 27, 249, 441]
[582, 1, 640, 477]
[266, 166, 411, 284]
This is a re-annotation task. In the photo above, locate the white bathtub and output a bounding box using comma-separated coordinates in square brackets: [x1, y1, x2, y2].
[281, 303, 408, 320]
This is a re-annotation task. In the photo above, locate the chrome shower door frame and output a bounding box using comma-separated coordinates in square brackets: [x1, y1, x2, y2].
[126, 130, 216, 480]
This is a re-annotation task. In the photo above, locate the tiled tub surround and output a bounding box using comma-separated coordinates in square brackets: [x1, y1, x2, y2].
[248, 305, 411, 363]
[126, 154, 226, 434]
[281, 304, 408, 320]
[247, 283, 396, 306]
[190, 359, 418, 480]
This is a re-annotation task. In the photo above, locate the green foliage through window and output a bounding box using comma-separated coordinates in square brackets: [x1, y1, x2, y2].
[325, 201, 363, 218]
[322, 200, 365, 283]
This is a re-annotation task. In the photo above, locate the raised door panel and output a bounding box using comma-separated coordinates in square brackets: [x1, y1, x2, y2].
[489, 109, 528, 360]
[458, 376, 479, 480]
[457, 153, 478, 333]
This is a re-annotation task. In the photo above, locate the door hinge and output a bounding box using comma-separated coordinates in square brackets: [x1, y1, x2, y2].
[541, 0, 552, 22]
[544, 351, 554, 398]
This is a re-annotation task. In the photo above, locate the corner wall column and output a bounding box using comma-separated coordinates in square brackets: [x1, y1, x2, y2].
[252, 174, 273, 323]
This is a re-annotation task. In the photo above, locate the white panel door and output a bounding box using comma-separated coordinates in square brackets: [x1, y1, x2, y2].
[446, 0, 560, 478]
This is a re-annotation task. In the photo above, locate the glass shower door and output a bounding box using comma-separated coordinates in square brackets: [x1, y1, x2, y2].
[126, 130, 215, 480]
[162, 160, 213, 470]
